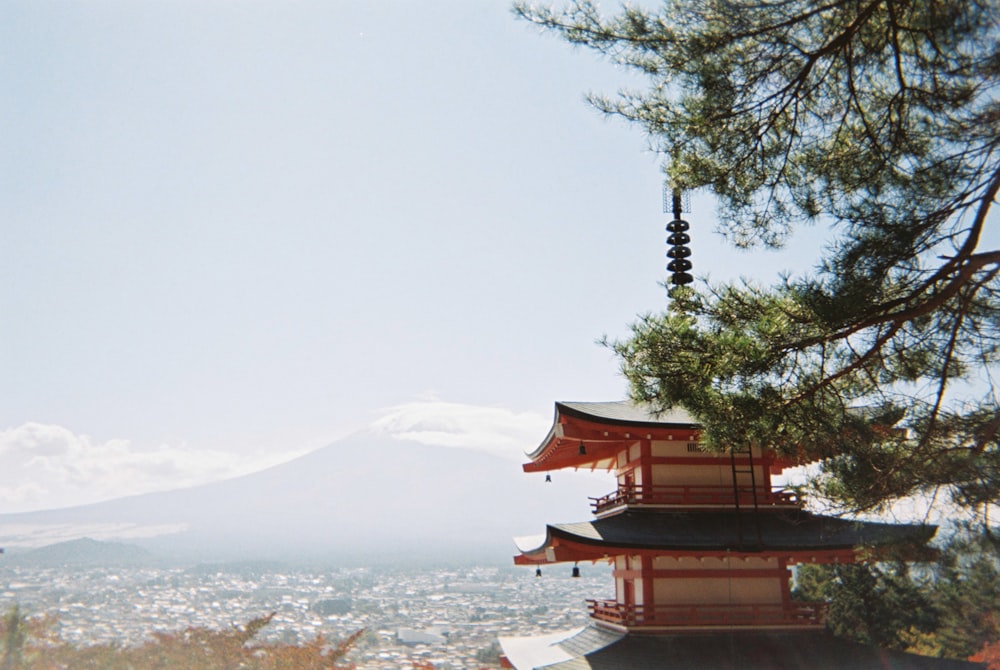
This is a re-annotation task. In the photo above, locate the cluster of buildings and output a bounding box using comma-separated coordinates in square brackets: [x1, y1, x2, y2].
[0, 561, 609, 669]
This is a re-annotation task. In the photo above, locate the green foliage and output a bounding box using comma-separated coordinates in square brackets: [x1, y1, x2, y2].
[792, 532, 1000, 660]
[516, 0, 1000, 520]
[476, 640, 502, 663]
[0, 605, 362, 670]
[929, 532, 1000, 659]
[1, 605, 25, 670]
[0, 606, 58, 670]
[794, 562, 937, 651]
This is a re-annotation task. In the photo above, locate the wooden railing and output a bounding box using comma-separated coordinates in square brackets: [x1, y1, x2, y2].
[589, 484, 800, 513]
[586, 599, 826, 629]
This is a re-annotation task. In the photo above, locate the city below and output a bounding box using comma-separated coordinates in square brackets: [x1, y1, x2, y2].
[0, 548, 614, 669]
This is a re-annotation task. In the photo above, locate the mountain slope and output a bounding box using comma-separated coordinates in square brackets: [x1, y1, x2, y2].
[0, 432, 609, 563]
[6, 537, 154, 566]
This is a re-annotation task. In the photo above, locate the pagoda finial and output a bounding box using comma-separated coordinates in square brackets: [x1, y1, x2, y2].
[664, 183, 693, 286]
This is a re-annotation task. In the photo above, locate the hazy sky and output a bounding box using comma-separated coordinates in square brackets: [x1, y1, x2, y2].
[1, 0, 820, 513]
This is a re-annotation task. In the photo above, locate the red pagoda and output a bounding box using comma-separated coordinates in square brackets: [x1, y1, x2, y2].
[498, 400, 982, 669]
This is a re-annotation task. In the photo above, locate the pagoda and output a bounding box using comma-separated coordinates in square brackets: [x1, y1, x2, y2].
[498, 400, 982, 669]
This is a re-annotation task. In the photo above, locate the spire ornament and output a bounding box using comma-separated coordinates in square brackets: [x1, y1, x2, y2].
[664, 184, 693, 286]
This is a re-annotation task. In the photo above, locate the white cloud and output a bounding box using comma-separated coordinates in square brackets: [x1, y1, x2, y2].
[0, 398, 552, 514]
[369, 398, 550, 461]
[0, 423, 305, 514]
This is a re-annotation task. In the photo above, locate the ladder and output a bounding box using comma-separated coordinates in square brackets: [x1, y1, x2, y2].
[730, 446, 763, 549]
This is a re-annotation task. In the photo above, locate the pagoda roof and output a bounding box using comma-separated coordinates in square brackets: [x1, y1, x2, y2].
[555, 401, 698, 428]
[524, 401, 699, 472]
[514, 510, 935, 562]
[498, 626, 622, 669]
[499, 627, 982, 669]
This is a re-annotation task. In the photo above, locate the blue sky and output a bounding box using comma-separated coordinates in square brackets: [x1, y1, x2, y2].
[1, 0, 820, 513]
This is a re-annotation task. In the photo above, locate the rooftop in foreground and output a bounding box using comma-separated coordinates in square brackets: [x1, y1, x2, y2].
[500, 627, 983, 669]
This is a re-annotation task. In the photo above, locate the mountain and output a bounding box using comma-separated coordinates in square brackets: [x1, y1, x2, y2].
[0, 432, 610, 564]
[5, 537, 154, 566]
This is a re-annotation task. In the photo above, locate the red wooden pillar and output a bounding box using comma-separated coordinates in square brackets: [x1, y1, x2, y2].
[641, 554, 655, 624]
[640, 439, 652, 495]
[779, 557, 793, 612]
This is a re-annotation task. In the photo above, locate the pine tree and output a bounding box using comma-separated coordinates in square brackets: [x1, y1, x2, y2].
[792, 532, 1000, 660]
[929, 533, 1000, 659]
[514, 0, 1000, 520]
[1, 605, 26, 670]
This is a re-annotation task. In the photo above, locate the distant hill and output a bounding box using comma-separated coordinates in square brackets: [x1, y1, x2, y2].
[7, 537, 154, 566]
[0, 431, 609, 564]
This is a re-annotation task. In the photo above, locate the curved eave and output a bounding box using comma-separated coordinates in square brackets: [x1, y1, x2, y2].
[555, 401, 700, 429]
[513, 532, 858, 566]
[513, 511, 936, 565]
[523, 401, 701, 473]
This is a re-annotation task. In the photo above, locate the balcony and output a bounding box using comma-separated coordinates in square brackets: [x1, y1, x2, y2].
[586, 599, 826, 630]
[589, 484, 800, 514]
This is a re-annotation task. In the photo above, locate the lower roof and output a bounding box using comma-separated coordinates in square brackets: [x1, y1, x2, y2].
[499, 627, 983, 670]
[499, 626, 622, 669]
[516, 510, 935, 558]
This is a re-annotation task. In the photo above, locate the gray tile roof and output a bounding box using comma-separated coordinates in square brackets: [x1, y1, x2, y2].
[529, 510, 935, 553]
[499, 626, 623, 669]
[534, 629, 983, 669]
[556, 401, 699, 427]
[525, 400, 699, 463]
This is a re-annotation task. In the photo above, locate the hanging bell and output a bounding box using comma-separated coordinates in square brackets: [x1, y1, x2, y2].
[535, 568, 542, 577]
[544, 474, 552, 483]
[571, 565, 581, 578]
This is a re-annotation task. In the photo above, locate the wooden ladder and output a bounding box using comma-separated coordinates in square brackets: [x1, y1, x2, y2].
[730, 446, 763, 549]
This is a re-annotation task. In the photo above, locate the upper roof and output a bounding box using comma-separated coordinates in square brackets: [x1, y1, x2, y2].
[524, 401, 701, 472]
[555, 401, 699, 428]
[514, 509, 936, 561]
[499, 627, 983, 670]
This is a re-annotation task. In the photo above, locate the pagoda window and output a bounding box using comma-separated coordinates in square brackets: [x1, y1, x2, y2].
[651, 462, 726, 486]
[650, 557, 785, 607]
[650, 441, 684, 457]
